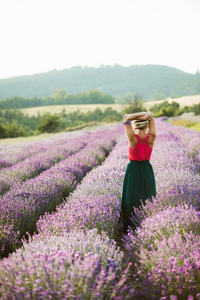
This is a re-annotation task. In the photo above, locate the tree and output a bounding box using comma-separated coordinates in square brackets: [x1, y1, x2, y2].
[122, 92, 146, 115]
[161, 107, 174, 117]
[93, 108, 103, 122]
[36, 114, 61, 133]
[0, 123, 6, 138]
[103, 107, 122, 122]
[53, 89, 68, 100]
[191, 103, 200, 115]
[3, 121, 28, 138]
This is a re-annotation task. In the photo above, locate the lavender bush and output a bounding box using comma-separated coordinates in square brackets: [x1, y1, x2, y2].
[159, 118, 200, 172]
[36, 138, 128, 239]
[0, 229, 134, 300]
[0, 130, 84, 169]
[0, 138, 85, 194]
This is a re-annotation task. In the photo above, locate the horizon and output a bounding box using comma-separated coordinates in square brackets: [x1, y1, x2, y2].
[1, 0, 200, 80]
[0, 63, 198, 81]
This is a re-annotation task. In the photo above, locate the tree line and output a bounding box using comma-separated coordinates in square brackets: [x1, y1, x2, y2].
[149, 101, 200, 117]
[0, 90, 115, 110]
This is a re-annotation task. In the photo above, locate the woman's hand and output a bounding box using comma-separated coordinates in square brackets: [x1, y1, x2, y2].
[145, 111, 153, 120]
[124, 114, 129, 121]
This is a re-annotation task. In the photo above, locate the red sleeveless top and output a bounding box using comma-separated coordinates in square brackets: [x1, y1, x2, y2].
[129, 133, 153, 161]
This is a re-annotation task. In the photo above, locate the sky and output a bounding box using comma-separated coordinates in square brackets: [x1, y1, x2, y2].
[0, 0, 200, 79]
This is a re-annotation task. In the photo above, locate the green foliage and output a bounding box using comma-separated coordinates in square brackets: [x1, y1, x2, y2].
[190, 123, 200, 132]
[191, 103, 200, 115]
[150, 101, 181, 117]
[0, 108, 40, 131]
[0, 121, 29, 138]
[53, 89, 68, 100]
[36, 114, 61, 133]
[0, 108, 37, 138]
[0, 105, 122, 138]
[57, 107, 122, 129]
[122, 93, 146, 114]
[176, 105, 191, 115]
[150, 100, 200, 118]
[102, 107, 120, 123]
[171, 119, 196, 127]
[0, 123, 6, 138]
[0, 90, 115, 110]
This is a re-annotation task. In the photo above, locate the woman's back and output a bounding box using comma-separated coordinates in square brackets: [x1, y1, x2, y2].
[128, 133, 153, 161]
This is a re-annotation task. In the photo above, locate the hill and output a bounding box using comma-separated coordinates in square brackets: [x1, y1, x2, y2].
[0, 64, 200, 100]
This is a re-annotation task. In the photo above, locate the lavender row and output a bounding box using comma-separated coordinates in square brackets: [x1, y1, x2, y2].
[0, 129, 91, 170]
[149, 118, 200, 212]
[125, 120, 200, 298]
[0, 126, 115, 194]
[0, 126, 121, 257]
[0, 120, 199, 298]
[37, 138, 127, 239]
[161, 117, 200, 170]
[0, 138, 86, 195]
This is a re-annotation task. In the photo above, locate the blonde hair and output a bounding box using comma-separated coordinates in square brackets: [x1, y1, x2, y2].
[132, 120, 149, 130]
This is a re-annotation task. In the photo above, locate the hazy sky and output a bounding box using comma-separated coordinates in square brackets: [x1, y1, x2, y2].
[0, 0, 200, 79]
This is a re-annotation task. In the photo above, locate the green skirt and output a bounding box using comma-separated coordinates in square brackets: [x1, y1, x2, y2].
[120, 160, 156, 233]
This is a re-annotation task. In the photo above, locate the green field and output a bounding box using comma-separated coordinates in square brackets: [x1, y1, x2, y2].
[0, 132, 67, 144]
[169, 118, 200, 132]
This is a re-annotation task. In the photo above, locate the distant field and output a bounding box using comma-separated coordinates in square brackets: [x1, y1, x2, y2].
[148, 94, 200, 108]
[20, 95, 200, 116]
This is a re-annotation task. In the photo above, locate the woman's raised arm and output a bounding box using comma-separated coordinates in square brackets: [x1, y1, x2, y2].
[123, 114, 136, 143]
[126, 111, 153, 121]
[148, 117, 156, 139]
[126, 112, 147, 121]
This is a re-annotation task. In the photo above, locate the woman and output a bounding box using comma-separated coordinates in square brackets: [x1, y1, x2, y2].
[119, 111, 156, 234]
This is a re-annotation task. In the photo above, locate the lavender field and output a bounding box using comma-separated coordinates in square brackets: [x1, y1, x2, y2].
[0, 118, 200, 299]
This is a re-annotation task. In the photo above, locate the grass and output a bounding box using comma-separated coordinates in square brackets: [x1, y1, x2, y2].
[0, 132, 67, 144]
[170, 119, 200, 132]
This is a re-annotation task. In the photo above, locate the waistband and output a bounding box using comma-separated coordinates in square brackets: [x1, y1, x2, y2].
[129, 160, 149, 164]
